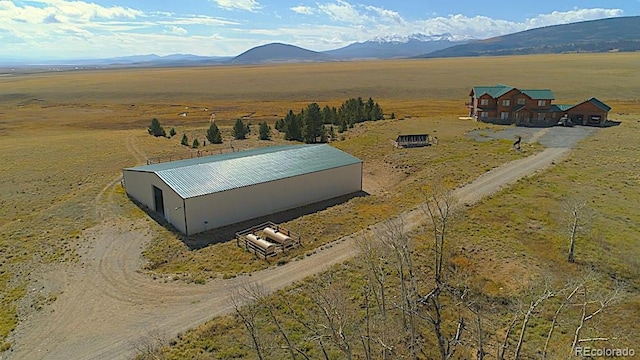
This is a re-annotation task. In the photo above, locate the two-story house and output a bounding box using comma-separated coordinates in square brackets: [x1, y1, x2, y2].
[468, 84, 610, 126]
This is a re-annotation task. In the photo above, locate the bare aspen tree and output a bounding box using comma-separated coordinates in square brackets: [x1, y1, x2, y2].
[474, 311, 486, 360]
[563, 197, 592, 263]
[419, 182, 459, 360]
[462, 300, 486, 360]
[309, 279, 356, 360]
[357, 234, 391, 360]
[263, 294, 298, 360]
[360, 280, 373, 360]
[284, 297, 331, 360]
[570, 282, 623, 354]
[130, 328, 168, 360]
[542, 283, 581, 359]
[377, 217, 420, 359]
[514, 285, 555, 360]
[237, 283, 302, 360]
[231, 283, 266, 360]
[422, 182, 457, 285]
[498, 302, 522, 360]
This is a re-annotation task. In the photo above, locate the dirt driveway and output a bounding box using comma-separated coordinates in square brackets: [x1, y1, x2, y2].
[4, 127, 596, 360]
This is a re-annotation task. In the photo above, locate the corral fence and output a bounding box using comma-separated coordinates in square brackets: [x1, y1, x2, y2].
[236, 221, 302, 259]
[146, 147, 238, 165]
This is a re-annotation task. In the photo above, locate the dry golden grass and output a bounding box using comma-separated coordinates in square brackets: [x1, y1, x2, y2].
[1, 52, 639, 345]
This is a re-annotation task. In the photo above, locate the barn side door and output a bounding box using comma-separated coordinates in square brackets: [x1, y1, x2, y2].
[153, 186, 165, 216]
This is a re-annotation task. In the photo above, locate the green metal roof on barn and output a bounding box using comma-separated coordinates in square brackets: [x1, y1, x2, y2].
[124, 144, 362, 199]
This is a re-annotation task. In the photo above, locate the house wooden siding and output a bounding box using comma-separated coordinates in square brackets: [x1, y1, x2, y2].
[469, 85, 609, 126]
[566, 101, 608, 125]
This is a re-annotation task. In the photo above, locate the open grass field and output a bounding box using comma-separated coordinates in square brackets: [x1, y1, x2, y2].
[1, 52, 639, 354]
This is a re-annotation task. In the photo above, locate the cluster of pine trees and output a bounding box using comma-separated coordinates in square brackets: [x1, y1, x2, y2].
[148, 117, 272, 149]
[275, 97, 383, 143]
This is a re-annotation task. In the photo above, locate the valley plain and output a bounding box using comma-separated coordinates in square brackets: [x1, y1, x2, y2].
[0, 53, 639, 358]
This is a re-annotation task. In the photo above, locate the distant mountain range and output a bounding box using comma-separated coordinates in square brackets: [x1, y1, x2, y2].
[2, 16, 638, 69]
[422, 16, 640, 58]
[324, 33, 469, 59]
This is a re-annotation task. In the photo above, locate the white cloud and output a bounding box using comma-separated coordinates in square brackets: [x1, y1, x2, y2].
[364, 5, 403, 24]
[165, 25, 187, 35]
[318, 0, 369, 24]
[524, 8, 623, 28]
[290, 5, 314, 15]
[0, 0, 627, 60]
[213, 0, 260, 12]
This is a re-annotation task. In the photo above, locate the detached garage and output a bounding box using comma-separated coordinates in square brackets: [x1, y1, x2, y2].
[123, 144, 363, 235]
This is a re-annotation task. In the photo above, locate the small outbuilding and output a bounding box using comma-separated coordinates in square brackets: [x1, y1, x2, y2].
[394, 134, 430, 148]
[122, 144, 363, 235]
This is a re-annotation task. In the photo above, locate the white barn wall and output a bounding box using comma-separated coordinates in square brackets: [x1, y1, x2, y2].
[184, 162, 362, 235]
[123, 170, 187, 234]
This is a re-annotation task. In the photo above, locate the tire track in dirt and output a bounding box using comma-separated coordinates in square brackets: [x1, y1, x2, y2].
[6, 128, 592, 360]
[94, 134, 147, 218]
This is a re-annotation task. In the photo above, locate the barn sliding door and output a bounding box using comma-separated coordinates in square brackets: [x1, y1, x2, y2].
[153, 186, 165, 216]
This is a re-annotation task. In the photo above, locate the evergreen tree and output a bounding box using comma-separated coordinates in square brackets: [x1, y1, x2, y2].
[303, 103, 323, 143]
[169, 127, 176, 137]
[322, 105, 337, 124]
[328, 125, 336, 140]
[275, 118, 285, 132]
[320, 125, 328, 143]
[258, 121, 271, 140]
[283, 110, 302, 141]
[232, 119, 249, 140]
[206, 122, 223, 144]
[331, 106, 339, 125]
[147, 118, 166, 137]
[339, 118, 348, 133]
[365, 97, 376, 121]
[181, 133, 189, 146]
[192, 138, 199, 148]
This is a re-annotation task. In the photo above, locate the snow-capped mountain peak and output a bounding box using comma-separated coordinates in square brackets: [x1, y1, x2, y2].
[371, 32, 472, 43]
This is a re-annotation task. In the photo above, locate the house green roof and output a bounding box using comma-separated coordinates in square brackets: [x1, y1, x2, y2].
[471, 85, 515, 98]
[124, 144, 362, 199]
[551, 104, 573, 112]
[471, 85, 554, 100]
[583, 97, 612, 112]
[520, 89, 555, 100]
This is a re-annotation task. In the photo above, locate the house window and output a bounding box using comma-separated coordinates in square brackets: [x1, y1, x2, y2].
[537, 113, 545, 121]
[552, 112, 557, 119]
[480, 99, 489, 106]
[480, 112, 488, 119]
[500, 112, 509, 120]
[517, 98, 526, 105]
[537, 100, 547, 106]
[502, 99, 510, 107]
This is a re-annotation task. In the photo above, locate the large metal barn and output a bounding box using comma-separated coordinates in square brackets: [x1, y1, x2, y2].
[122, 144, 363, 235]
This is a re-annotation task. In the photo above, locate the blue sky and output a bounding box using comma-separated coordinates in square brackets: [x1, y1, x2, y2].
[1, 0, 638, 59]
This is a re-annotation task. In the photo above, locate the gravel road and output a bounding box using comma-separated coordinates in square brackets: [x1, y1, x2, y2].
[4, 126, 596, 360]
